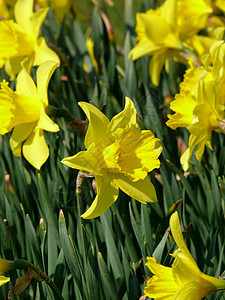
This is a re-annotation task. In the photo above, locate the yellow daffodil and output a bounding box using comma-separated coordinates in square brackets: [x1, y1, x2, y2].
[0, 0, 60, 79]
[0, 258, 15, 286]
[62, 97, 162, 219]
[144, 212, 225, 299]
[84, 38, 99, 73]
[129, 0, 212, 86]
[167, 41, 225, 170]
[0, 61, 60, 169]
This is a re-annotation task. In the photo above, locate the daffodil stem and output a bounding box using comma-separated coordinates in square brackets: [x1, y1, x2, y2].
[46, 105, 76, 122]
[13, 259, 64, 300]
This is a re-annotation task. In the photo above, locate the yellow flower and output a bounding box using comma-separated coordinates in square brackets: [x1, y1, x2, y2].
[144, 212, 225, 299]
[0, 0, 60, 79]
[167, 41, 225, 170]
[83, 38, 99, 73]
[129, 0, 212, 86]
[0, 258, 15, 286]
[0, 61, 60, 169]
[62, 97, 162, 219]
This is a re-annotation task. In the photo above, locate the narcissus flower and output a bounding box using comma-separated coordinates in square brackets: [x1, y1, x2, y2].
[0, 0, 59, 79]
[83, 38, 99, 73]
[62, 97, 162, 219]
[129, 0, 212, 86]
[0, 61, 60, 169]
[0, 258, 15, 286]
[144, 212, 225, 299]
[166, 41, 225, 170]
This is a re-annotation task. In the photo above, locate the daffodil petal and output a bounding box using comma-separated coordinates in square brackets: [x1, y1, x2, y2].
[61, 143, 102, 175]
[170, 212, 197, 266]
[149, 51, 167, 86]
[16, 68, 37, 97]
[106, 97, 136, 134]
[174, 283, 201, 300]
[0, 20, 17, 68]
[33, 37, 60, 67]
[30, 8, 48, 38]
[144, 257, 178, 299]
[37, 108, 59, 132]
[5, 56, 31, 81]
[129, 38, 162, 60]
[37, 60, 59, 107]
[22, 128, 49, 169]
[81, 175, 118, 219]
[10, 123, 35, 157]
[14, 0, 33, 31]
[161, 0, 176, 26]
[180, 148, 190, 172]
[79, 101, 109, 149]
[188, 131, 209, 162]
[166, 90, 196, 130]
[139, 13, 171, 44]
[146, 257, 174, 280]
[172, 249, 201, 286]
[115, 174, 157, 203]
[0, 276, 10, 286]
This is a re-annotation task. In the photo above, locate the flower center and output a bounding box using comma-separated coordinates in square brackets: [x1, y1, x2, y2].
[0, 80, 41, 133]
[103, 123, 161, 181]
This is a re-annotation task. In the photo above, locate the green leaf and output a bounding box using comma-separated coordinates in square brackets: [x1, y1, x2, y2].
[59, 209, 86, 298]
[25, 214, 43, 268]
[97, 252, 119, 300]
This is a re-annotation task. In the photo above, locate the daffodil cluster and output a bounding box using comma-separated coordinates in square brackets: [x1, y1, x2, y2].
[144, 212, 225, 299]
[167, 40, 225, 170]
[129, 0, 225, 86]
[0, 0, 61, 170]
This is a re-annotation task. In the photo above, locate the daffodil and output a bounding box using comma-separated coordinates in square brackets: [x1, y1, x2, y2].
[129, 0, 212, 86]
[62, 97, 162, 219]
[166, 40, 225, 170]
[0, 60, 60, 169]
[144, 212, 225, 299]
[0, 258, 15, 286]
[0, 0, 59, 79]
[83, 38, 99, 73]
